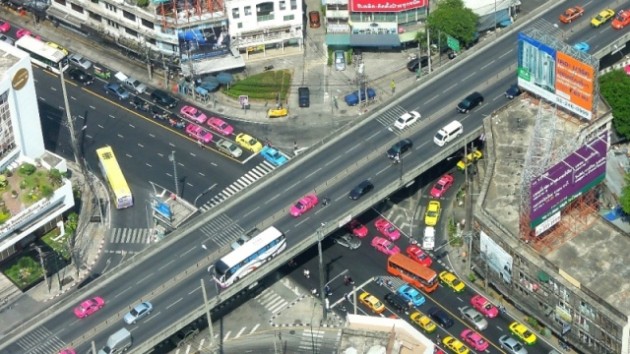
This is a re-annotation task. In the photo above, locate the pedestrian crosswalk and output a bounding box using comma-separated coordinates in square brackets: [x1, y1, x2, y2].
[297, 329, 326, 353]
[376, 105, 412, 128]
[199, 161, 277, 212]
[110, 228, 154, 244]
[16, 326, 69, 354]
[255, 288, 290, 314]
[198, 214, 246, 248]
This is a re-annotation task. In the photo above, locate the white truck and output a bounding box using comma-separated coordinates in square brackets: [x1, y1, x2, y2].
[115, 72, 147, 94]
[98, 328, 132, 354]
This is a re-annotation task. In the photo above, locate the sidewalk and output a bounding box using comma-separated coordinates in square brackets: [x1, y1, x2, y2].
[0, 162, 110, 338]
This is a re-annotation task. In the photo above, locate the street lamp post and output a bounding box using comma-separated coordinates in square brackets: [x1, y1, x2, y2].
[194, 183, 217, 207]
[317, 223, 327, 321]
[168, 151, 179, 196]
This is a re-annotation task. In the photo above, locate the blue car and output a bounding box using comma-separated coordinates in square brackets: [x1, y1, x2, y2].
[573, 42, 590, 53]
[397, 284, 426, 307]
[260, 146, 288, 167]
[344, 88, 376, 106]
[104, 82, 130, 100]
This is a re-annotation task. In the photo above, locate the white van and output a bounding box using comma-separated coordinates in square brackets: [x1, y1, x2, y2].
[98, 328, 132, 354]
[434, 120, 463, 146]
[423, 227, 435, 250]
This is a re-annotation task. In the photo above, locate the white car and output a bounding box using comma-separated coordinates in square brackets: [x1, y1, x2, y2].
[68, 54, 93, 70]
[394, 111, 421, 129]
[422, 227, 435, 250]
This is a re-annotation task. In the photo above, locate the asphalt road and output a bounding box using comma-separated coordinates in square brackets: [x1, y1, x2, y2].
[2, 1, 626, 352]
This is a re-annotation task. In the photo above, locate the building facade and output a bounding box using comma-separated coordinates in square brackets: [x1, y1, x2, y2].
[0, 42, 74, 262]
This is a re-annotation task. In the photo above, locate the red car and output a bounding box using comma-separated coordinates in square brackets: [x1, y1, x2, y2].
[59, 349, 76, 354]
[347, 219, 368, 238]
[16, 28, 40, 39]
[371, 237, 400, 256]
[206, 117, 234, 136]
[460, 329, 489, 351]
[374, 218, 401, 241]
[470, 294, 499, 318]
[73, 296, 105, 318]
[559, 6, 585, 23]
[430, 173, 454, 198]
[612, 9, 630, 29]
[405, 245, 433, 267]
[289, 194, 318, 217]
[0, 21, 10, 33]
[180, 105, 208, 124]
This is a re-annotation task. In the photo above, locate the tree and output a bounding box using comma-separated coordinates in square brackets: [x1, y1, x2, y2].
[599, 70, 630, 140]
[414, 30, 428, 51]
[620, 173, 630, 215]
[427, 0, 478, 48]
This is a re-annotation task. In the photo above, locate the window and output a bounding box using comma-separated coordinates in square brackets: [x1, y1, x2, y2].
[237, 22, 242, 28]
[71, 3, 84, 13]
[106, 19, 120, 29]
[232, 8, 240, 19]
[90, 0, 98, 3]
[123, 10, 136, 21]
[244, 6, 251, 15]
[54, 0, 66, 5]
[0, 92, 16, 161]
[141, 18, 154, 29]
[279, 0, 286, 10]
[146, 38, 156, 45]
[125, 28, 138, 37]
[88, 11, 102, 21]
[290, 0, 297, 9]
[105, 3, 117, 12]
[283, 14, 294, 21]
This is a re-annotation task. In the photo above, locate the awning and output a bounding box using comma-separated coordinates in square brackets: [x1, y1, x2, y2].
[326, 34, 351, 47]
[537, 270, 550, 283]
[399, 31, 419, 43]
[350, 34, 400, 47]
[47, 7, 85, 28]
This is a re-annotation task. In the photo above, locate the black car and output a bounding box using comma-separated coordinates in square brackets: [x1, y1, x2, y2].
[406, 56, 430, 72]
[151, 89, 178, 108]
[130, 95, 150, 112]
[457, 91, 484, 113]
[384, 293, 411, 313]
[387, 139, 413, 159]
[68, 68, 94, 85]
[298, 87, 310, 107]
[348, 180, 374, 200]
[505, 84, 522, 99]
[428, 307, 454, 328]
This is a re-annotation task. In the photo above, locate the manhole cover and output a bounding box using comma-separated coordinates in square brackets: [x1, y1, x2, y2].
[340, 110, 347, 114]
[217, 108, 224, 113]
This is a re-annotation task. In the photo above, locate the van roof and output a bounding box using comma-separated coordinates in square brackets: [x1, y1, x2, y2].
[442, 120, 463, 131]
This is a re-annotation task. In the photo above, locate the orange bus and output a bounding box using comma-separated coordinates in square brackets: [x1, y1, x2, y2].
[387, 253, 438, 293]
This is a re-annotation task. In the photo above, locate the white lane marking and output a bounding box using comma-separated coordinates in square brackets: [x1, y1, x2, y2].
[443, 83, 457, 92]
[304, 168, 322, 180]
[325, 155, 343, 166]
[242, 206, 260, 218]
[480, 60, 496, 71]
[499, 49, 514, 59]
[166, 298, 183, 309]
[462, 73, 475, 82]
[235, 327, 247, 339]
[250, 324, 260, 334]
[158, 259, 175, 271]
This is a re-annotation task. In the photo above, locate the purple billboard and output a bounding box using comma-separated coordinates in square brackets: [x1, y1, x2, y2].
[530, 132, 607, 228]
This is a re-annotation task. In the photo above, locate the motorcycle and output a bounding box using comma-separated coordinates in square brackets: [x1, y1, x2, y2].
[169, 117, 186, 129]
[130, 96, 150, 112]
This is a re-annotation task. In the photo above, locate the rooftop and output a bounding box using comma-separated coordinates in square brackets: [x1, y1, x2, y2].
[0, 42, 22, 74]
[482, 94, 630, 315]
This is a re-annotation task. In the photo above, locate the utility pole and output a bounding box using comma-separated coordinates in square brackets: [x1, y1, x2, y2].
[200, 279, 215, 353]
[59, 62, 80, 165]
[33, 245, 49, 292]
[463, 144, 475, 271]
[317, 223, 327, 321]
[168, 151, 179, 196]
[426, 26, 432, 74]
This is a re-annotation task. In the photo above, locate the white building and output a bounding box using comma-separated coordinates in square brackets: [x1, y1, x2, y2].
[0, 42, 75, 262]
[46, 0, 245, 75]
[225, 0, 303, 56]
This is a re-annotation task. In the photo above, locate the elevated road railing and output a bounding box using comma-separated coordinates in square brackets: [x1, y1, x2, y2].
[592, 32, 630, 60]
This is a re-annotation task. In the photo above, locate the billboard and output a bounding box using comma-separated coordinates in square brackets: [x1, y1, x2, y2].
[178, 22, 230, 62]
[350, 0, 427, 12]
[529, 132, 607, 228]
[517, 33, 596, 120]
[480, 231, 513, 284]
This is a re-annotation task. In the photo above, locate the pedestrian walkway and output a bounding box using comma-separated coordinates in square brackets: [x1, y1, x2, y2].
[375, 105, 409, 128]
[255, 288, 291, 314]
[297, 328, 326, 352]
[109, 228, 154, 244]
[13, 325, 69, 354]
[199, 161, 277, 212]
[198, 214, 246, 248]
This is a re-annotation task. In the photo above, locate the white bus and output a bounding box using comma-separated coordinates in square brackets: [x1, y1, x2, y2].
[15, 36, 69, 74]
[213, 226, 286, 288]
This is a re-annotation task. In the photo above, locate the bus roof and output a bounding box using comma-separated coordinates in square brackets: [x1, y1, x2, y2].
[96, 146, 131, 196]
[15, 36, 66, 62]
[219, 226, 283, 267]
[388, 253, 437, 278]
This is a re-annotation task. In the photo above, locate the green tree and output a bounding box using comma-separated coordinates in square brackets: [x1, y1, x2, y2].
[427, 0, 478, 48]
[599, 70, 630, 140]
[414, 30, 429, 51]
[620, 173, 630, 215]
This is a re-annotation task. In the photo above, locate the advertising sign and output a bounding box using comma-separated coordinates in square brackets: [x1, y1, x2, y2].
[529, 133, 607, 228]
[350, 0, 427, 12]
[480, 231, 513, 284]
[517, 33, 596, 120]
[178, 22, 230, 62]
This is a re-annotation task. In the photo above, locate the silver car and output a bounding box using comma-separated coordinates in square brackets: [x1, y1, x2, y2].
[216, 139, 243, 158]
[124, 301, 153, 324]
[0, 34, 14, 46]
[459, 306, 488, 331]
[334, 50, 346, 71]
[68, 53, 93, 70]
[499, 335, 528, 354]
[334, 233, 361, 250]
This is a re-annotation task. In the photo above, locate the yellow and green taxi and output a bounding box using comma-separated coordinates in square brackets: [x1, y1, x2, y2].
[590, 8, 616, 27]
[359, 291, 385, 314]
[442, 336, 470, 354]
[456, 150, 483, 170]
[424, 200, 441, 226]
[409, 311, 437, 333]
[509, 321, 537, 345]
[439, 270, 466, 293]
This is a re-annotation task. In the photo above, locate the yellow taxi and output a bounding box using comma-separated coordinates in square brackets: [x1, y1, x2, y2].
[439, 270, 466, 293]
[424, 200, 441, 226]
[358, 291, 385, 314]
[235, 133, 263, 153]
[409, 311, 436, 333]
[590, 8, 616, 27]
[46, 41, 69, 56]
[442, 336, 470, 354]
[268, 107, 288, 118]
[509, 321, 537, 345]
[456, 150, 483, 170]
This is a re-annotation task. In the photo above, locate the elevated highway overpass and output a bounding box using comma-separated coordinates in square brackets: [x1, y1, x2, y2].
[1, 0, 628, 352]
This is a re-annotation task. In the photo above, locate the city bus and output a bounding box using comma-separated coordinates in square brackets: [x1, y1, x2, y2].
[96, 146, 133, 209]
[387, 253, 438, 293]
[14, 36, 69, 74]
[213, 226, 286, 288]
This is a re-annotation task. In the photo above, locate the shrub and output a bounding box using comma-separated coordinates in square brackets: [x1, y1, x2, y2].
[18, 163, 36, 176]
[0, 208, 10, 224]
[48, 169, 63, 186]
[136, 0, 149, 6]
[41, 185, 54, 198]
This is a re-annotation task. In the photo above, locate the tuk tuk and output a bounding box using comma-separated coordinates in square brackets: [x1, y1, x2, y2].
[93, 65, 111, 80]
